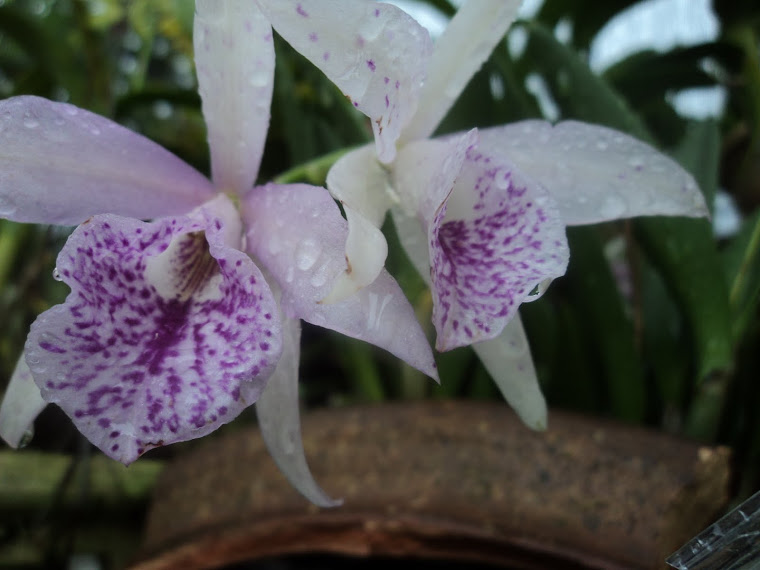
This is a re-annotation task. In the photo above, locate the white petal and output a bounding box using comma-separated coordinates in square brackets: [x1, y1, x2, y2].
[477, 120, 709, 226]
[472, 315, 547, 430]
[195, 0, 274, 195]
[324, 145, 392, 302]
[0, 355, 47, 448]
[257, 0, 432, 162]
[400, 0, 521, 142]
[255, 314, 341, 507]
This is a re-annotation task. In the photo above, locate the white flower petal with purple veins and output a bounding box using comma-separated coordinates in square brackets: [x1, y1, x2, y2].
[477, 120, 708, 226]
[401, 0, 521, 143]
[0, 96, 214, 225]
[195, 0, 275, 196]
[0, 355, 47, 448]
[255, 313, 341, 507]
[395, 133, 569, 351]
[323, 144, 392, 302]
[256, 0, 432, 162]
[243, 183, 438, 380]
[25, 198, 281, 464]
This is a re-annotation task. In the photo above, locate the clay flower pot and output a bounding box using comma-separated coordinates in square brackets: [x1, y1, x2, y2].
[132, 401, 730, 570]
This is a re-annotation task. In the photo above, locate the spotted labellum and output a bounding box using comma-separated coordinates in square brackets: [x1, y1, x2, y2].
[325, 0, 709, 429]
[0, 0, 437, 507]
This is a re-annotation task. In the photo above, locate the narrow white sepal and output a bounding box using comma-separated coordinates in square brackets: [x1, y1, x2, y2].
[472, 315, 548, 430]
[0, 355, 47, 448]
[255, 315, 342, 507]
[400, 0, 521, 142]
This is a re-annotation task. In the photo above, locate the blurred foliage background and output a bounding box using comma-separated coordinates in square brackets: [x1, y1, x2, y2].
[0, 0, 759, 567]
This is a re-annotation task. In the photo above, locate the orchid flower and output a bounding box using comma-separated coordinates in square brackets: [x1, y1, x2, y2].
[323, 1, 709, 429]
[0, 0, 436, 506]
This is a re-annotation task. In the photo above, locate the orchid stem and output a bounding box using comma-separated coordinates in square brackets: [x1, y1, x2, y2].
[273, 147, 353, 186]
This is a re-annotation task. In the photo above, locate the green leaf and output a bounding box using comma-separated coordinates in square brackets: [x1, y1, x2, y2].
[565, 227, 645, 421]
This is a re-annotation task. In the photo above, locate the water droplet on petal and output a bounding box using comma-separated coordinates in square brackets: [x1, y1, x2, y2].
[596, 141, 608, 150]
[294, 238, 321, 271]
[628, 155, 644, 169]
[53, 268, 62, 281]
[600, 195, 626, 219]
[309, 263, 330, 287]
[248, 69, 269, 87]
[0, 195, 17, 217]
[23, 116, 39, 129]
[285, 266, 294, 283]
[18, 428, 34, 448]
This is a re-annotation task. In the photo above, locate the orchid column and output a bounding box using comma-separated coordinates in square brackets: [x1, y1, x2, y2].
[320, 1, 708, 429]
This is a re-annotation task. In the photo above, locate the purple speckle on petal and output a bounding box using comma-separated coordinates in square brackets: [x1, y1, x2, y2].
[296, 4, 308, 17]
[323, 51, 330, 61]
[309, 32, 318, 42]
[366, 60, 376, 72]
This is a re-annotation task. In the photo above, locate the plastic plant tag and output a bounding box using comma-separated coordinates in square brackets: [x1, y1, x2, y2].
[666, 489, 760, 569]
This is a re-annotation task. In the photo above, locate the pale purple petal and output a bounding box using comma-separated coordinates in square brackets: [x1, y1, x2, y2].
[477, 120, 709, 226]
[0, 96, 214, 225]
[244, 183, 438, 380]
[0, 355, 47, 448]
[394, 133, 569, 351]
[195, 1, 274, 195]
[401, 0, 521, 142]
[25, 197, 281, 463]
[255, 313, 341, 507]
[472, 315, 547, 430]
[323, 144, 391, 302]
[256, 0, 432, 162]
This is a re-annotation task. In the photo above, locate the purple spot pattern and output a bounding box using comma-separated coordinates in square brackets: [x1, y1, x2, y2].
[25, 210, 281, 464]
[429, 149, 569, 350]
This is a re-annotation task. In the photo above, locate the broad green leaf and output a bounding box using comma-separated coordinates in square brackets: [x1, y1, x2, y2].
[565, 227, 645, 421]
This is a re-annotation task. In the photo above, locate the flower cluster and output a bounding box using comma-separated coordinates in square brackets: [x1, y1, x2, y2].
[0, 0, 706, 505]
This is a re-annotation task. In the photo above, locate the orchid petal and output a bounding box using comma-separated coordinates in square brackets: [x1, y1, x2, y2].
[324, 144, 391, 302]
[25, 197, 281, 463]
[472, 315, 547, 430]
[256, 0, 432, 162]
[255, 313, 341, 507]
[195, 1, 274, 195]
[394, 133, 569, 351]
[0, 96, 214, 225]
[0, 355, 47, 448]
[244, 183, 438, 380]
[477, 120, 709, 226]
[400, 0, 520, 143]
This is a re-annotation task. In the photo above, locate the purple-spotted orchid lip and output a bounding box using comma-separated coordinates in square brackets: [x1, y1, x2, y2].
[26, 196, 282, 463]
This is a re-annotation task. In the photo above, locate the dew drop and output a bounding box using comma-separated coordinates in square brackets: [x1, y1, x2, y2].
[596, 140, 608, 151]
[0, 195, 17, 217]
[65, 106, 78, 116]
[52, 267, 63, 281]
[23, 116, 39, 129]
[294, 238, 321, 271]
[628, 155, 644, 169]
[309, 263, 330, 287]
[600, 195, 626, 219]
[248, 69, 269, 87]
[285, 266, 294, 283]
[18, 428, 34, 449]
